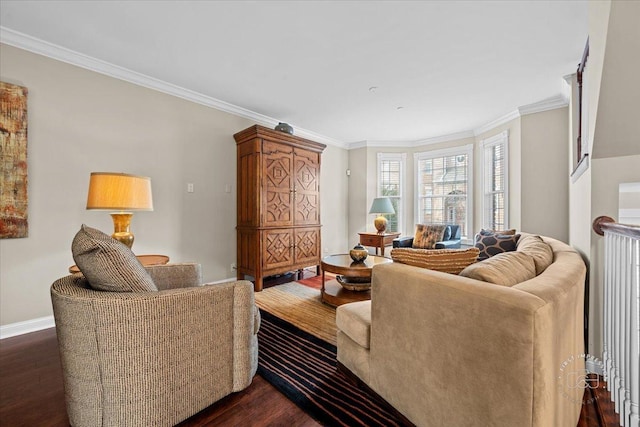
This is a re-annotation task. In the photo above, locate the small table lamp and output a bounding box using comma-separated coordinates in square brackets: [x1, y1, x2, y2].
[369, 197, 395, 234]
[86, 172, 153, 248]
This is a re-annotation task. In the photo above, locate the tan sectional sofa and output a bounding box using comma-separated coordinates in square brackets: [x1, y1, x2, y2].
[336, 234, 586, 427]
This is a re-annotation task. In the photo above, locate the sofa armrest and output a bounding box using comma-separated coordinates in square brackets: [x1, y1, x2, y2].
[145, 263, 202, 290]
[369, 262, 546, 426]
[392, 236, 414, 248]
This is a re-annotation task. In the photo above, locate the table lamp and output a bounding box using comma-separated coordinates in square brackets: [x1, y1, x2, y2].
[86, 172, 153, 248]
[369, 197, 395, 234]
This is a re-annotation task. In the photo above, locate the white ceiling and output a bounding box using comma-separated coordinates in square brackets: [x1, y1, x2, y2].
[0, 0, 588, 145]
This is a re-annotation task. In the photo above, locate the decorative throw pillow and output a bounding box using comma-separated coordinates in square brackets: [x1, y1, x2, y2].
[391, 247, 480, 274]
[459, 251, 536, 287]
[71, 224, 157, 292]
[412, 224, 447, 249]
[479, 228, 516, 236]
[475, 232, 520, 261]
[516, 234, 553, 275]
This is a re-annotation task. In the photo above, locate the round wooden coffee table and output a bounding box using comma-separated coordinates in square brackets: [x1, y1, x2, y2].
[320, 254, 392, 307]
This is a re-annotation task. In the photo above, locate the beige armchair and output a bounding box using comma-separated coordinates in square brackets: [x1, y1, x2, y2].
[51, 263, 259, 427]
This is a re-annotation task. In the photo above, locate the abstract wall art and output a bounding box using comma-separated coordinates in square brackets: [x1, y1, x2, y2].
[0, 81, 29, 239]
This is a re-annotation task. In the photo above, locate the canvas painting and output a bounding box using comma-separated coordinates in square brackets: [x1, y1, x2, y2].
[0, 81, 29, 238]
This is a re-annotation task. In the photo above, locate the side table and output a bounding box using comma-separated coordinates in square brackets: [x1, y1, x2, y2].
[358, 232, 401, 257]
[320, 254, 393, 307]
[69, 254, 170, 274]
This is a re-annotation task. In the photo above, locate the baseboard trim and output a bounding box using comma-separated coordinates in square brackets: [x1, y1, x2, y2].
[0, 316, 55, 340]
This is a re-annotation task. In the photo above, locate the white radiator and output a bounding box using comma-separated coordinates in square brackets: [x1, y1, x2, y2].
[602, 224, 640, 427]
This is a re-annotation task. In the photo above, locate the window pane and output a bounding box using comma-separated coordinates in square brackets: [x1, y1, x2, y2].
[378, 156, 403, 233]
[417, 152, 468, 237]
[482, 134, 508, 230]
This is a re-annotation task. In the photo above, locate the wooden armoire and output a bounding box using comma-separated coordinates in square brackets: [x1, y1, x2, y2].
[234, 125, 326, 291]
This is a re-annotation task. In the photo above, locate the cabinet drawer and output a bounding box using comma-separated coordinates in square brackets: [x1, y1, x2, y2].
[359, 234, 381, 246]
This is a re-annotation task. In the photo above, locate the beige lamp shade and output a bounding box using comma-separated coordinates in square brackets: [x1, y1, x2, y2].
[86, 172, 153, 211]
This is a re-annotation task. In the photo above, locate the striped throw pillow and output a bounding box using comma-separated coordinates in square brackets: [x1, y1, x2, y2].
[72, 224, 157, 292]
[391, 247, 480, 274]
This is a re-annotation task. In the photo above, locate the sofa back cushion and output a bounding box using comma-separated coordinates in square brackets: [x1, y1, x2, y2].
[459, 251, 536, 286]
[516, 234, 553, 275]
[391, 247, 479, 274]
[412, 224, 447, 249]
[72, 224, 157, 292]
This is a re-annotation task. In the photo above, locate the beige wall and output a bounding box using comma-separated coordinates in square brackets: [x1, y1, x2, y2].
[520, 108, 569, 242]
[347, 147, 368, 247]
[0, 44, 349, 327]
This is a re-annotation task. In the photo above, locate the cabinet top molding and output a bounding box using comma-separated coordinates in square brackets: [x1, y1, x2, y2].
[234, 125, 327, 153]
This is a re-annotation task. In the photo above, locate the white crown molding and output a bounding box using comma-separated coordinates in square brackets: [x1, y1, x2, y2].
[517, 94, 568, 116]
[0, 27, 347, 149]
[411, 130, 476, 147]
[347, 141, 369, 150]
[0, 315, 55, 339]
[473, 109, 521, 137]
[347, 130, 475, 150]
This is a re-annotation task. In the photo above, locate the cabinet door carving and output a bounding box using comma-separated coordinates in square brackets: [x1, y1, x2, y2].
[263, 229, 294, 270]
[263, 142, 293, 227]
[295, 228, 320, 265]
[294, 149, 320, 225]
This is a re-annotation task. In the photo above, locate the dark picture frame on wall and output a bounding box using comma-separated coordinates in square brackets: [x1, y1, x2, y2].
[572, 38, 589, 181]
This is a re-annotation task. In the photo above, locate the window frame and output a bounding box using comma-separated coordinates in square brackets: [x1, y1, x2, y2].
[414, 144, 474, 242]
[376, 152, 406, 234]
[480, 130, 509, 230]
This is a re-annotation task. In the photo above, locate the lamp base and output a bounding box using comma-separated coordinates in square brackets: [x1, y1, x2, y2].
[110, 213, 134, 248]
[373, 216, 388, 234]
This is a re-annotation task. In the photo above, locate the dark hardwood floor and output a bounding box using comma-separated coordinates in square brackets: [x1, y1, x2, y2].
[0, 272, 621, 426]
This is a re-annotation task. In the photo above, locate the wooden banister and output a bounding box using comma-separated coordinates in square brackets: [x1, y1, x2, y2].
[593, 216, 640, 239]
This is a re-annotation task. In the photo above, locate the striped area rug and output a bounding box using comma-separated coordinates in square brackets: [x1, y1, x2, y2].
[258, 309, 411, 427]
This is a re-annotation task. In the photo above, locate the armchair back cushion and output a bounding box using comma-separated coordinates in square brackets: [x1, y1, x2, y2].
[71, 224, 157, 292]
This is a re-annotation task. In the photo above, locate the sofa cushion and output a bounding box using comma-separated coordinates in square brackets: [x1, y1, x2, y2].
[390, 247, 480, 274]
[517, 235, 553, 275]
[459, 251, 536, 286]
[475, 231, 520, 261]
[412, 224, 447, 249]
[336, 301, 372, 349]
[71, 224, 157, 292]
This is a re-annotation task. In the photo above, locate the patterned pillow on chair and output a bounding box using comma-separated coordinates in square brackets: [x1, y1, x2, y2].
[412, 224, 447, 249]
